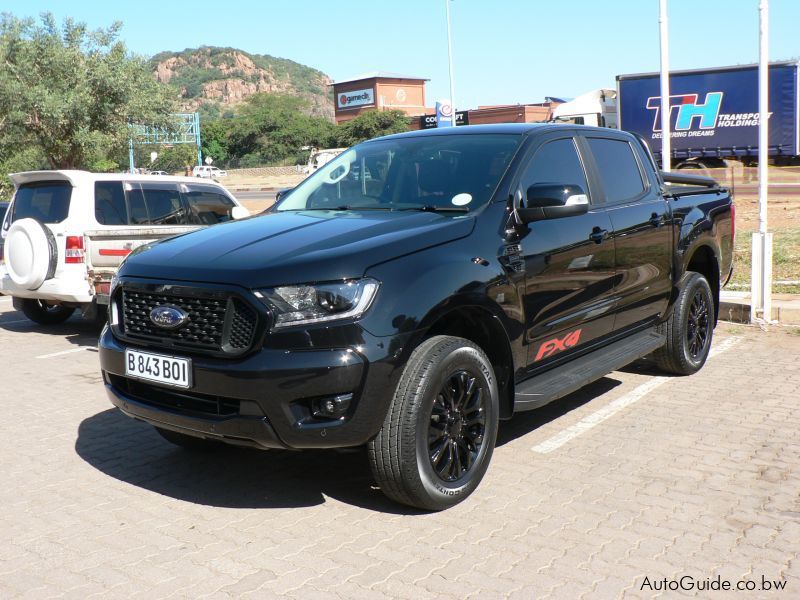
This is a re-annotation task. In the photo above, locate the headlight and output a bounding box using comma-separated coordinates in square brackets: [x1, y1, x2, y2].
[255, 278, 380, 329]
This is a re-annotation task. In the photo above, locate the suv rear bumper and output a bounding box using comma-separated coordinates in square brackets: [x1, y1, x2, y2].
[0, 269, 93, 303]
[99, 325, 412, 450]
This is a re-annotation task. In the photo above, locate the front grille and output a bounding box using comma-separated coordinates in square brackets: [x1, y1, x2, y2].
[109, 374, 240, 417]
[119, 286, 259, 356]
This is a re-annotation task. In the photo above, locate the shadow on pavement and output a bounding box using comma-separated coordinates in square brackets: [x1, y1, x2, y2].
[497, 376, 622, 446]
[77, 372, 626, 512]
[0, 307, 103, 347]
[75, 408, 421, 514]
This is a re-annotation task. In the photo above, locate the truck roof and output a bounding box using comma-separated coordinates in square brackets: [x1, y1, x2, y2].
[374, 122, 623, 142]
[617, 60, 799, 81]
[373, 122, 577, 142]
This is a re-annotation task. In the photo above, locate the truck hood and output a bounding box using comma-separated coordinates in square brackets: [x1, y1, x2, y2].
[119, 209, 475, 288]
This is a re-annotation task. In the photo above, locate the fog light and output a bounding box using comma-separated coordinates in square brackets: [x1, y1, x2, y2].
[312, 394, 353, 419]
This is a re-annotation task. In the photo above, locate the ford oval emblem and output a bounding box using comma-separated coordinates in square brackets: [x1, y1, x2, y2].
[149, 305, 189, 330]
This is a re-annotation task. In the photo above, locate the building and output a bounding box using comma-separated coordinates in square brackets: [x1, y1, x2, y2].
[412, 102, 561, 130]
[332, 70, 563, 128]
[332, 72, 430, 124]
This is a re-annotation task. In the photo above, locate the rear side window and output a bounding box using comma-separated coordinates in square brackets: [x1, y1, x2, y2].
[587, 138, 646, 203]
[125, 185, 186, 225]
[94, 182, 128, 225]
[183, 188, 235, 224]
[11, 181, 72, 223]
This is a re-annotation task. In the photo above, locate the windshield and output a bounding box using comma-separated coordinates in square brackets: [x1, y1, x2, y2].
[276, 134, 522, 212]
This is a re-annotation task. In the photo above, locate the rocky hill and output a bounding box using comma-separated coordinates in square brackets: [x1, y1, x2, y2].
[150, 46, 334, 120]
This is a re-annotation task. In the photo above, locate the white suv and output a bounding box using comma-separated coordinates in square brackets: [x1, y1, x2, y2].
[192, 165, 227, 179]
[0, 170, 248, 325]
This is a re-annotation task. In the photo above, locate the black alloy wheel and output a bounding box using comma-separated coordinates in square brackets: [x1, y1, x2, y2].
[428, 370, 487, 482]
[686, 290, 711, 360]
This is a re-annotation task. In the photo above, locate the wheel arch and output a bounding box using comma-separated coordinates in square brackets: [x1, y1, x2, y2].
[685, 243, 720, 323]
[418, 305, 516, 420]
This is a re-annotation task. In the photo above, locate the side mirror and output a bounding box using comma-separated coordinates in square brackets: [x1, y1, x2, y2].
[275, 187, 294, 203]
[231, 206, 250, 220]
[518, 183, 589, 223]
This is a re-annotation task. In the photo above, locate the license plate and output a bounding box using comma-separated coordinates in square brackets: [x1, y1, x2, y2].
[124, 349, 192, 389]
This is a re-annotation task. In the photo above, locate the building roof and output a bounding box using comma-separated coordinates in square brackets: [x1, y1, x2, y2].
[333, 71, 430, 85]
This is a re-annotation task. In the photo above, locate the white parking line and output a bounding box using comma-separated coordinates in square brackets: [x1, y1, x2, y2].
[531, 336, 742, 454]
[36, 347, 93, 359]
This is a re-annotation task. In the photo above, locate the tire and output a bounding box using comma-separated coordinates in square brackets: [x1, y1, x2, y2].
[5, 218, 58, 290]
[368, 335, 499, 511]
[14, 298, 76, 325]
[653, 272, 714, 375]
[155, 427, 221, 451]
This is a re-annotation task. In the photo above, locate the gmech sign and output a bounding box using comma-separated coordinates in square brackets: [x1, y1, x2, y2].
[337, 88, 375, 109]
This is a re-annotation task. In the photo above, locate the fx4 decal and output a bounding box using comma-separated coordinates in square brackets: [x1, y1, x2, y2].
[534, 329, 582, 362]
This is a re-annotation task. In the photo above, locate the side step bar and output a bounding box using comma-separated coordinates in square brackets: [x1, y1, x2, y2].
[514, 328, 666, 412]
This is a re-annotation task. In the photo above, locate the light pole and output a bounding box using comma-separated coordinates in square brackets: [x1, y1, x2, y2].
[658, 0, 671, 172]
[445, 0, 457, 126]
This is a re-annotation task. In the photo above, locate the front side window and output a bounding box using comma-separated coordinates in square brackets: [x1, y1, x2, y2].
[11, 181, 72, 224]
[587, 138, 646, 203]
[519, 138, 589, 196]
[276, 134, 522, 213]
[183, 188, 235, 224]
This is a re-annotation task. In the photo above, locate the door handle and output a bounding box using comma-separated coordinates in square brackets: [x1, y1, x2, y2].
[589, 227, 609, 244]
[649, 213, 663, 227]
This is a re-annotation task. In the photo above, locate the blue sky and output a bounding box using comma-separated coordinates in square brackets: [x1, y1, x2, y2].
[5, 0, 799, 110]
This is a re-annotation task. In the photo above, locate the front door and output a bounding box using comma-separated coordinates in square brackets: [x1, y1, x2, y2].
[515, 134, 617, 369]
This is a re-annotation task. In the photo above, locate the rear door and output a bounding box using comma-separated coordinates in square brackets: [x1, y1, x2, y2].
[2, 180, 75, 273]
[515, 132, 618, 369]
[580, 133, 672, 331]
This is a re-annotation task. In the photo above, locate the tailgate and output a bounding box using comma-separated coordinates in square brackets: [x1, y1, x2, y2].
[85, 226, 199, 269]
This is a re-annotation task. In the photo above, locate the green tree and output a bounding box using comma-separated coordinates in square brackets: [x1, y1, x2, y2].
[151, 145, 197, 174]
[0, 13, 176, 170]
[335, 109, 410, 147]
[227, 94, 335, 165]
[201, 119, 231, 166]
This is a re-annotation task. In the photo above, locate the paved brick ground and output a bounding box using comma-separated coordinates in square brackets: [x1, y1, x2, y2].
[1, 296, 798, 599]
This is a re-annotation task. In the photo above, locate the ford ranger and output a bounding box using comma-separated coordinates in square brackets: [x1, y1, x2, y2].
[98, 124, 734, 510]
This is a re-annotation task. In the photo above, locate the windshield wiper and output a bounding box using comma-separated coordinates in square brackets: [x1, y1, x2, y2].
[396, 205, 470, 213]
[290, 205, 392, 211]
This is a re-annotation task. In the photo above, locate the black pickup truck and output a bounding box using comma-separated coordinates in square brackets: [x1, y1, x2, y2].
[99, 124, 734, 510]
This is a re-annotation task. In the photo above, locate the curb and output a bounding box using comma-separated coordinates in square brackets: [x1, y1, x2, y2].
[720, 295, 800, 325]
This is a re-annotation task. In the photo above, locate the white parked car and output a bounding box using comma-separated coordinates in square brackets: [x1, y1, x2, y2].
[0, 170, 249, 324]
[192, 165, 227, 179]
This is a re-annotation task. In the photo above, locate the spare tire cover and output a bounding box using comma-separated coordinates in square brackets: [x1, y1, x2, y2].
[5, 218, 58, 290]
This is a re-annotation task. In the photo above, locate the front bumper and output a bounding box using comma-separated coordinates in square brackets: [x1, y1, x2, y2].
[99, 325, 412, 449]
